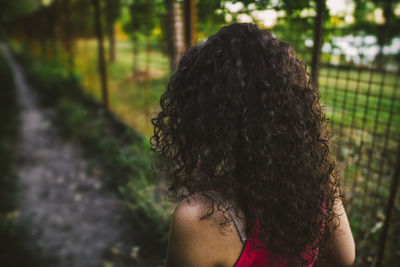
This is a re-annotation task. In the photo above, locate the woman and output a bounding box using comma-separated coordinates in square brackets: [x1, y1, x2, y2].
[151, 23, 355, 267]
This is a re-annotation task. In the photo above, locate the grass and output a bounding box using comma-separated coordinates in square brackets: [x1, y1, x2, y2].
[74, 39, 169, 136]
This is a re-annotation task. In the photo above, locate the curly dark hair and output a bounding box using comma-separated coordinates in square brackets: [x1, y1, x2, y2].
[151, 23, 342, 266]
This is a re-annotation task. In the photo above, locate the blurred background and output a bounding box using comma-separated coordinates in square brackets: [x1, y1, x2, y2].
[0, 0, 399, 266]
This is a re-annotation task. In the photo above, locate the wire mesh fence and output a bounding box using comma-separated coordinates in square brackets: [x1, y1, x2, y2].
[272, 16, 400, 266]
[320, 30, 400, 267]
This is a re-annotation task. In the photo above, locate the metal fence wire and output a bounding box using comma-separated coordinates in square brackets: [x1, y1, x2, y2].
[271, 13, 400, 267]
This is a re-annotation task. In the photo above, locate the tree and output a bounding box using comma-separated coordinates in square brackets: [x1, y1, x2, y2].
[164, 0, 184, 72]
[196, 0, 224, 34]
[0, 0, 39, 25]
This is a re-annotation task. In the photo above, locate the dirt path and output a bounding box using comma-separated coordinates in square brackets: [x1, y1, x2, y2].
[1, 45, 156, 267]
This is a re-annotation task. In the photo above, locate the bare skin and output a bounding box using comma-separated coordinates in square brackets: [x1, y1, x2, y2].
[165, 194, 355, 267]
[316, 199, 356, 267]
[165, 194, 244, 267]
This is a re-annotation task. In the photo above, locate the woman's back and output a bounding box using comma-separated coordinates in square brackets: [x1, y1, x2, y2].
[165, 192, 318, 267]
[166, 191, 354, 266]
[165, 193, 246, 267]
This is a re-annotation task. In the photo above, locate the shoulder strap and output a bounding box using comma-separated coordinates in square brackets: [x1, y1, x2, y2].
[208, 191, 247, 243]
[227, 207, 247, 243]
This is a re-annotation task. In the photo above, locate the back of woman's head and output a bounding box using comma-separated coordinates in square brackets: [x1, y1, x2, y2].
[151, 23, 341, 266]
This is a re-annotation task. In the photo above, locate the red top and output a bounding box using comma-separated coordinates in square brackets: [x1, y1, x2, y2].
[233, 222, 317, 267]
[234, 239, 316, 267]
[207, 189, 318, 266]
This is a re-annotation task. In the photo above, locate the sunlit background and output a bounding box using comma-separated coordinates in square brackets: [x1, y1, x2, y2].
[0, 0, 399, 266]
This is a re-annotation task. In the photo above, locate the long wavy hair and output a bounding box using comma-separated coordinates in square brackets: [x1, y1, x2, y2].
[151, 23, 342, 266]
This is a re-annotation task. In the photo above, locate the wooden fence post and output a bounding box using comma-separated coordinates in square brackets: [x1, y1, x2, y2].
[183, 0, 196, 48]
[92, 0, 109, 110]
[311, 0, 326, 89]
[62, 0, 74, 71]
[376, 145, 400, 266]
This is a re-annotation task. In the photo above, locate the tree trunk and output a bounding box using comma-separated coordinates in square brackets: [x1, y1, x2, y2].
[108, 24, 116, 62]
[22, 18, 31, 52]
[92, 0, 109, 110]
[165, 0, 184, 72]
[376, 146, 400, 267]
[47, 3, 59, 60]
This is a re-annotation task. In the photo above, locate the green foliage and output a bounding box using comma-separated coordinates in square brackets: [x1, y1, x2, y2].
[279, 0, 313, 14]
[351, 0, 400, 45]
[0, 0, 40, 23]
[123, 0, 165, 37]
[119, 174, 171, 248]
[197, 0, 225, 28]
[228, 0, 314, 14]
[16, 54, 82, 105]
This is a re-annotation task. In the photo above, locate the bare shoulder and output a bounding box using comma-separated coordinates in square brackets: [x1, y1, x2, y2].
[172, 194, 207, 222]
[165, 193, 243, 267]
[171, 193, 238, 245]
[173, 193, 225, 226]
